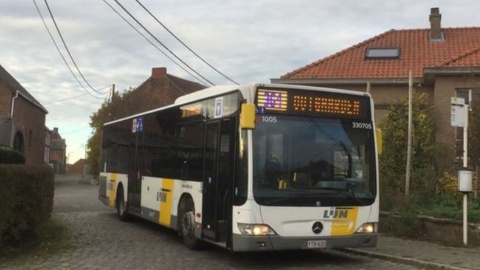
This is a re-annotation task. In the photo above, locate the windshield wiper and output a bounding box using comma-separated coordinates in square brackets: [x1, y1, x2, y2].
[337, 190, 366, 206]
[312, 187, 367, 206]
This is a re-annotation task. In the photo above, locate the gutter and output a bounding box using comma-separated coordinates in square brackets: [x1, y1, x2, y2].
[10, 90, 19, 117]
[9, 90, 48, 117]
[270, 77, 424, 86]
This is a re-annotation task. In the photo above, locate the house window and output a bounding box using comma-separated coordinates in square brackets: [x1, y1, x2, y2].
[455, 89, 480, 158]
[365, 48, 400, 59]
[13, 131, 24, 153]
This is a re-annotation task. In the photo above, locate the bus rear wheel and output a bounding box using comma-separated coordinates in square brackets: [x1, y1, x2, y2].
[179, 198, 202, 249]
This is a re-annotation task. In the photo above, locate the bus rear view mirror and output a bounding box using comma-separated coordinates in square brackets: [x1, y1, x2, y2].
[240, 103, 255, 129]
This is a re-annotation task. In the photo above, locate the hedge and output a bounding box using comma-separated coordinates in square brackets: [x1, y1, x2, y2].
[0, 149, 25, 164]
[0, 165, 54, 248]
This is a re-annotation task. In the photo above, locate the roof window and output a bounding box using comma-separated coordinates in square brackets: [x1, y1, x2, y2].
[365, 48, 400, 59]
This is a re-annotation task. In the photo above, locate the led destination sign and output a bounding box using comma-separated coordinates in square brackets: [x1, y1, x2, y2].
[256, 89, 288, 111]
[256, 88, 370, 120]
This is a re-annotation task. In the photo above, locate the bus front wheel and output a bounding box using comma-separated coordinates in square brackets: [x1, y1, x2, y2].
[116, 187, 129, 221]
[179, 198, 202, 249]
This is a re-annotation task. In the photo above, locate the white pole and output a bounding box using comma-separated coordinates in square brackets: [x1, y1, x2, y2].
[406, 71, 413, 196]
[463, 101, 469, 246]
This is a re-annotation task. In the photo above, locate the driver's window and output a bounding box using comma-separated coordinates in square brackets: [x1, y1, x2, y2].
[271, 134, 284, 165]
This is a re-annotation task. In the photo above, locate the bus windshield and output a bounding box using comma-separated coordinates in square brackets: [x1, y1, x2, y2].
[252, 114, 376, 207]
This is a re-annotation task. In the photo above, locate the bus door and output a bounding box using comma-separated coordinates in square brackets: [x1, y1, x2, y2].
[128, 131, 142, 214]
[203, 119, 234, 244]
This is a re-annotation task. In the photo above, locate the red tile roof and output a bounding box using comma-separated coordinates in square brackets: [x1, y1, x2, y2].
[281, 27, 480, 80]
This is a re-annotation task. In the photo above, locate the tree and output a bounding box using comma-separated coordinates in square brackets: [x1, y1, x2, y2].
[379, 92, 436, 206]
[468, 100, 480, 198]
[86, 88, 134, 175]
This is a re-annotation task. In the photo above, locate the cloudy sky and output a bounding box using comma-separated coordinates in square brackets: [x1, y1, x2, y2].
[1, 0, 479, 163]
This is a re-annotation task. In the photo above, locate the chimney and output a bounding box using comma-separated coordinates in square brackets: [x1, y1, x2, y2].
[151, 67, 167, 79]
[429, 7, 443, 41]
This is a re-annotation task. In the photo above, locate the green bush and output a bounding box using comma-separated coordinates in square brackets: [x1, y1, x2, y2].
[417, 194, 480, 223]
[0, 149, 25, 164]
[0, 165, 54, 248]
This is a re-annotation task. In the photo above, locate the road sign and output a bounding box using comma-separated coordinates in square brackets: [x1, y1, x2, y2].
[132, 117, 144, 133]
[451, 97, 465, 127]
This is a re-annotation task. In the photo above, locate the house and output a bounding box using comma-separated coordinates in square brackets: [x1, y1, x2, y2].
[44, 127, 52, 164]
[0, 64, 49, 165]
[272, 7, 480, 150]
[50, 127, 66, 173]
[67, 158, 87, 175]
[88, 67, 205, 175]
[110, 67, 206, 120]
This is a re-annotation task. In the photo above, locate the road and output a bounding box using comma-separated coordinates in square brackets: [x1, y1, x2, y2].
[1, 174, 420, 270]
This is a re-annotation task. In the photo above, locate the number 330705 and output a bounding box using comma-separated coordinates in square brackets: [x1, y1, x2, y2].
[352, 122, 372, 129]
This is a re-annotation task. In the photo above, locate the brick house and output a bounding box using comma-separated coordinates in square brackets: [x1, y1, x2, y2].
[44, 128, 52, 164]
[110, 67, 206, 120]
[50, 127, 66, 173]
[272, 8, 480, 151]
[84, 67, 205, 174]
[67, 158, 87, 174]
[0, 64, 48, 165]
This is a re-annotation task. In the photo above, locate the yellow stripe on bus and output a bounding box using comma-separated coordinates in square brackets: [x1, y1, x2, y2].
[159, 178, 174, 226]
[330, 207, 358, 236]
[108, 173, 117, 207]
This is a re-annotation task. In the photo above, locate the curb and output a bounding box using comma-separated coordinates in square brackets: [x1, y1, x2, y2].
[341, 248, 472, 270]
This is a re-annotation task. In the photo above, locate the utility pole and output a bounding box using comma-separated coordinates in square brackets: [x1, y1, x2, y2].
[405, 71, 413, 197]
[110, 84, 115, 121]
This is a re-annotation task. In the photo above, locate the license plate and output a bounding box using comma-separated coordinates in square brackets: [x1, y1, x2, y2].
[307, 240, 327, 248]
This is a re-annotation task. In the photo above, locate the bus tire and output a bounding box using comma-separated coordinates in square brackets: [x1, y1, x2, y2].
[116, 186, 129, 221]
[179, 198, 202, 250]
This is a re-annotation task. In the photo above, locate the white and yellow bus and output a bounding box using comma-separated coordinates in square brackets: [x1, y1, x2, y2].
[98, 83, 380, 251]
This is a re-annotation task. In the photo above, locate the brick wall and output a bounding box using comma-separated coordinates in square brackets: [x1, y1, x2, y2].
[11, 94, 47, 165]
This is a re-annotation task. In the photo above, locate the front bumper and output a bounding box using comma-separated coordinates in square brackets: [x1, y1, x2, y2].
[232, 233, 377, 252]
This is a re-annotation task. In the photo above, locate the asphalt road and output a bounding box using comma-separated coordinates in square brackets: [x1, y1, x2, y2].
[1, 174, 421, 270]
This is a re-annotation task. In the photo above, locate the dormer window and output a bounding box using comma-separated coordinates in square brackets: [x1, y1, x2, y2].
[365, 47, 400, 59]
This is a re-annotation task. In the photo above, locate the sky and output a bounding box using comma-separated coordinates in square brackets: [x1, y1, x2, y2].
[1, 0, 480, 164]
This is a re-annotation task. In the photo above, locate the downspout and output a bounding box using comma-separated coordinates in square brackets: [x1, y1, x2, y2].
[10, 90, 20, 117]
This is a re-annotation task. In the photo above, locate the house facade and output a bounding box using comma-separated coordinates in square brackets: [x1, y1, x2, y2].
[110, 67, 206, 120]
[0, 65, 48, 165]
[50, 127, 66, 173]
[272, 8, 480, 151]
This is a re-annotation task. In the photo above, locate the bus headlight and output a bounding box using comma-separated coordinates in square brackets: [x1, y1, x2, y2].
[356, 222, 377, 233]
[238, 223, 277, 236]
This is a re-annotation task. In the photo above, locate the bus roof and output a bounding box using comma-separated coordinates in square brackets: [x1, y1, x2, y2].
[174, 84, 241, 105]
[104, 83, 371, 126]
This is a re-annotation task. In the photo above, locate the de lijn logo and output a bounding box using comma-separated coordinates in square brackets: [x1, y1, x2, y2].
[323, 208, 350, 219]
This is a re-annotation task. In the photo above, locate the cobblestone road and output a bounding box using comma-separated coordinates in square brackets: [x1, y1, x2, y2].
[1, 175, 422, 269]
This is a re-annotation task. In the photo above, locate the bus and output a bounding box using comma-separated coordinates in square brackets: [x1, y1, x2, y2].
[98, 83, 380, 251]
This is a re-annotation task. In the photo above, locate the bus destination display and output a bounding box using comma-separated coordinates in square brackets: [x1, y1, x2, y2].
[256, 89, 288, 112]
[256, 88, 370, 119]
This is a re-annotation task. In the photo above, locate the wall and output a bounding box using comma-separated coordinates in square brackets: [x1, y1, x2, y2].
[11, 95, 46, 165]
[433, 75, 480, 146]
[381, 212, 480, 247]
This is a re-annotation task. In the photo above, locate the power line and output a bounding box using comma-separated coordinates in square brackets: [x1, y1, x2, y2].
[135, 0, 239, 85]
[33, 0, 104, 99]
[102, 0, 210, 86]
[43, 0, 109, 95]
[112, 0, 215, 86]
[43, 85, 112, 105]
